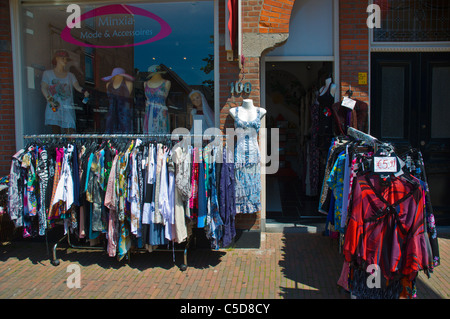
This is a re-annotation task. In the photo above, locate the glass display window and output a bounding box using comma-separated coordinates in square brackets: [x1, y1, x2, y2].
[20, 1, 215, 134]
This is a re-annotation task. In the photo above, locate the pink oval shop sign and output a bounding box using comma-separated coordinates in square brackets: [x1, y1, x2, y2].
[61, 4, 172, 48]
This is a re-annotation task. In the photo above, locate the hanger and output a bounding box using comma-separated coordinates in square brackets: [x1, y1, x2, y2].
[345, 85, 353, 98]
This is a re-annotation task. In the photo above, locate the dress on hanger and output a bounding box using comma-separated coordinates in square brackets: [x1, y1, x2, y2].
[144, 81, 170, 134]
[234, 107, 261, 214]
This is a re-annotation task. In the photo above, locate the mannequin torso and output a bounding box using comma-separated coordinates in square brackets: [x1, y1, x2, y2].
[106, 75, 133, 95]
[319, 77, 336, 98]
[230, 99, 266, 122]
[145, 73, 171, 97]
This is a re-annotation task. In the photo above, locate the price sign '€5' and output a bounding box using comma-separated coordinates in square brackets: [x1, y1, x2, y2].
[373, 156, 398, 174]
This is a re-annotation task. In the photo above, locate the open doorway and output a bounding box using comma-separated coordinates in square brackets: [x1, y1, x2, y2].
[265, 61, 333, 222]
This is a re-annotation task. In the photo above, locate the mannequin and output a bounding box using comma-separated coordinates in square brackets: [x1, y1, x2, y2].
[106, 75, 133, 96]
[229, 99, 266, 122]
[41, 49, 89, 133]
[143, 64, 171, 134]
[102, 67, 134, 133]
[189, 90, 214, 134]
[229, 99, 265, 215]
[319, 77, 336, 100]
[317, 76, 336, 149]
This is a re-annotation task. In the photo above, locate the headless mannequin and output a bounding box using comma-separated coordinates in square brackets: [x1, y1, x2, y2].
[319, 77, 336, 98]
[145, 72, 171, 94]
[106, 75, 133, 94]
[229, 99, 266, 122]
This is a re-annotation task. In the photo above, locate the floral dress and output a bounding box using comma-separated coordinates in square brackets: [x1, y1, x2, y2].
[234, 107, 262, 214]
[143, 81, 170, 134]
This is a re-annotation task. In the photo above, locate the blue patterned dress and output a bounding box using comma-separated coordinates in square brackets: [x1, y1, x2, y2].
[144, 81, 170, 134]
[234, 107, 261, 214]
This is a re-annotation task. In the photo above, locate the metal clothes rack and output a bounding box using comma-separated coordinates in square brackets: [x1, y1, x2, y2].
[23, 133, 228, 141]
[346, 127, 379, 150]
[23, 133, 228, 271]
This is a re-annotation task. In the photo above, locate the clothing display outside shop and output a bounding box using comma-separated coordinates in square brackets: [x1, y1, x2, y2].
[7, 135, 242, 261]
[230, 100, 266, 215]
[319, 130, 440, 299]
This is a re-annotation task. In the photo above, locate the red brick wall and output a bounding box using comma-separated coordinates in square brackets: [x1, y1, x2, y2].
[339, 0, 370, 103]
[259, 0, 293, 33]
[0, 0, 15, 177]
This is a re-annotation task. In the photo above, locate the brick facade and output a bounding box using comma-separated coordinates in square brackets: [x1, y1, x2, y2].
[0, 0, 15, 177]
[1, 0, 372, 233]
[339, 0, 370, 103]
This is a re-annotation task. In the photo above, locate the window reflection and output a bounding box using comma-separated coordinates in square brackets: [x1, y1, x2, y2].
[21, 1, 214, 135]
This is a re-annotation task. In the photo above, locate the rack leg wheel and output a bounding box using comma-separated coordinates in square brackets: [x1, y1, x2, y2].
[180, 264, 187, 271]
[51, 259, 60, 266]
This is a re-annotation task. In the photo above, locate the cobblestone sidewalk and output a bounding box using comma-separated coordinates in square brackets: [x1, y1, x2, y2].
[0, 231, 448, 299]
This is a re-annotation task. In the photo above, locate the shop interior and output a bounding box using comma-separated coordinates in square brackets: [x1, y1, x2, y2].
[265, 61, 333, 222]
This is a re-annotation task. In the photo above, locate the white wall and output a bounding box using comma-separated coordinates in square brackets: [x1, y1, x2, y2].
[266, 0, 334, 57]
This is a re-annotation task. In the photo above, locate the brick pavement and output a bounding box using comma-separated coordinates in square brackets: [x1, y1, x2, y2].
[0, 230, 448, 299]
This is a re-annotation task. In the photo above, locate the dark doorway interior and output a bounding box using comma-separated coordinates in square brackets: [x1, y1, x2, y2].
[265, 61, 332, 222]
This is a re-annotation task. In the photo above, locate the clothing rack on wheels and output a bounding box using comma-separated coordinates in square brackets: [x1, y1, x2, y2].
[22, 133, 228, 271]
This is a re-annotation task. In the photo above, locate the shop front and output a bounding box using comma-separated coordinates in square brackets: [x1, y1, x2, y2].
[2, 0, 450, 252]
[12, 0, 217, 139]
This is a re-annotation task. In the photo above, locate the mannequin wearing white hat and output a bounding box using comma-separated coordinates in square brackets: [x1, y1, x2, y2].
[144, 65, 171, 133]
[102, 67, 135, 133]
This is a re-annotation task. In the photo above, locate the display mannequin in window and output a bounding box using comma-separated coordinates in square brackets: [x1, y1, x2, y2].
[189, 90, 214, 134]
[41, 49, 89, 133]
[101, 67, 134, 133]
[143, 64, 171, 134]
[229, 99, 266, 214]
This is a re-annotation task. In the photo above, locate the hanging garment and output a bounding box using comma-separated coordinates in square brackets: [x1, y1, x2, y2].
[36, 148, 49, 236]
[173, 144, 190, 243]
[130, 139, 142, 237]
[206, 145, 224, 249]
[318, 139, 348, 214]
[153, 143, 164, 224]
[234, 107, 262, 214]
[7, 136, 236, 252]
[105, 154, 119, 257]
[332, 99, 369, 136]
[189, 147, 199, 215]
[8, 149, 25, 227]
[48, 147, 65, 220]
[344, 174, 432, 281]
[220, 147, 236, 247]
[143, 81, 170, 134]
[326, 151, 346, 233]
[52, 144, 75, 217]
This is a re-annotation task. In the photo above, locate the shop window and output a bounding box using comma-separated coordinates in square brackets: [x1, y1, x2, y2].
[373, 0, 450, 42]
[20, 1, 214, 134]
